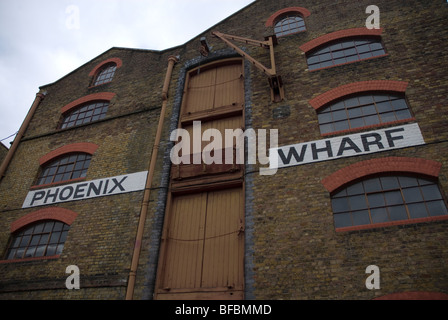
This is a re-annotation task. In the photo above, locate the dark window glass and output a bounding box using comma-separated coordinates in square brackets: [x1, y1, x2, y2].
[93, 63, 117, 86]
[317, 93, 413, 134]
[36, 153, 91, 186]
[274, 15, 306, 37]
[5, 221, 70, 260]
[60, 101, 109, 129]
[331, 175, 448, 229]
[307, 37, 386, 70]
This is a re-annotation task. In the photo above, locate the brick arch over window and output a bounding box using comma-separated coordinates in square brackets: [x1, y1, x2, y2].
[309, 80, 408, 111]
[60, 92, 116, 114]
[374, 291, 448, 300]
[10, 207, 77, 233]
[265, 7, 311, 27]
[88, 57, 123, 77]
[299, 27, 383, 53]
[39, 142, 99, 166]
[321, 157, 442, 193]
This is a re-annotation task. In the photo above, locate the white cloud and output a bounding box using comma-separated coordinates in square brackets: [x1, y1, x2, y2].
[0, 0, 255, 147]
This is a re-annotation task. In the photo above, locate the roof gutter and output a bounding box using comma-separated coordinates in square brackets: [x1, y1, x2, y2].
[125, 55, 178, 300]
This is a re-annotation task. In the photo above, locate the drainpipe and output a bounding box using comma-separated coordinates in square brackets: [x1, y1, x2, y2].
[126, 55, 178, 300]
[0, 90, 46, 182]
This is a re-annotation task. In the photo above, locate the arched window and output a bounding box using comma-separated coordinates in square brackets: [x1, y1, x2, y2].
[4, 220, 70, 260]
[331, 174, 448, 229]
[317, 92, 413, 134]
[306, 37, 386, 70]
[274, 14, 306, 37]
[59, 101, 109, 129]
[92, 62, 117, 86]
[36, 153, 91, 186]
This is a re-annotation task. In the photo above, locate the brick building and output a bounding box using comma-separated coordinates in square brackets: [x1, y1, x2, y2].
[0, 0, 447, 300]
[0, 143, 7, 163]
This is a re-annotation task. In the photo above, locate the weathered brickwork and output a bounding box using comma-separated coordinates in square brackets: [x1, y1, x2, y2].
[0, 0, 447, 300]
[0, 143, 7, 163]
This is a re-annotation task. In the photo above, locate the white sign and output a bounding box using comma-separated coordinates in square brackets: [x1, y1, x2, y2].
[270, 123, 425, 169]
[23, 171, 148, 208]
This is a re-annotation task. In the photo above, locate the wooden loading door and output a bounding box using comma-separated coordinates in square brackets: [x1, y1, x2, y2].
[156, 188, 244, 299]
[155, 59, 245, 300]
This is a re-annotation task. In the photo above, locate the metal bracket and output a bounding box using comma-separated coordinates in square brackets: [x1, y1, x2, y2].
[212, 31, 284, 102]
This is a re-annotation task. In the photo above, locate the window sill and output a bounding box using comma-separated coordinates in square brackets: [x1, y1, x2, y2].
[88, 81, 112, 89]
[30, 177, 87, 190]
[0, 255, 60, 264]
[335, 215, 448, 233]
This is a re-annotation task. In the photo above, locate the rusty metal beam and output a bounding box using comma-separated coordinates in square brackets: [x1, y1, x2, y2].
[212, 31, 276, 77]
[211, 31, 284, 102]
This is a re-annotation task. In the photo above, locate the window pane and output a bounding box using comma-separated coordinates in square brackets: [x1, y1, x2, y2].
[385, 191, 403, 205]
[352, 210, 370, 226]
[376, 101, 393, 113]
[332, 198, 350, 213]
[30, 235, 40, 246]
[388, 205, 408, 221]
[359, 52, 373, 60]
[421, 185, 442, 201]
[380, 112, 396, 123]
[46, 244, 57, 256]
[408, 203, 428, 219]
[349, 195, 368, 210]
[7, 249, 17, 260]
[402, 187, 423, 203]
[380, 176, 400, 189]
[16, 248, 25, 259]
[334, 120, 349, 131]
[334, 213, 352, 228]
[318, 113, 332, 123]
[395, 109, 412, 120]
[36, 154, 91, 186]
[361, 105, 376, 116]
[371, 207, 389, 223]
[344, 97, 359, 108]
[348, 107, 363, 118]
[34, 223, 44, 234]
[427, 200, 448, 216]
[35, 245, 46, 257]
[56, 244, 65, 255]
[391, 99, 408, 110]
[25, 246, 36, 258]
[364, 114, 380, 126]
[399, 176, 418, 187]
[331, 101, 345, 111]
[363, 178, 382, 193]
[20, 235, 30, 247]
[350, 117, 365, 129]
[367, 193, 385, 208]
[39, 234, 49, 245]
[347, 182, 364, 195]
[49, 232, 61, 244]
[332, 50, 345, 59]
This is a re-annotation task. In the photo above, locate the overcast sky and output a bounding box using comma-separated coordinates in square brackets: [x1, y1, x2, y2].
[0, 0, 255, 148]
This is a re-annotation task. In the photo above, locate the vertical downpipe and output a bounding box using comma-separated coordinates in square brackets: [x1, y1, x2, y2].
[125, 55, 178, 300]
